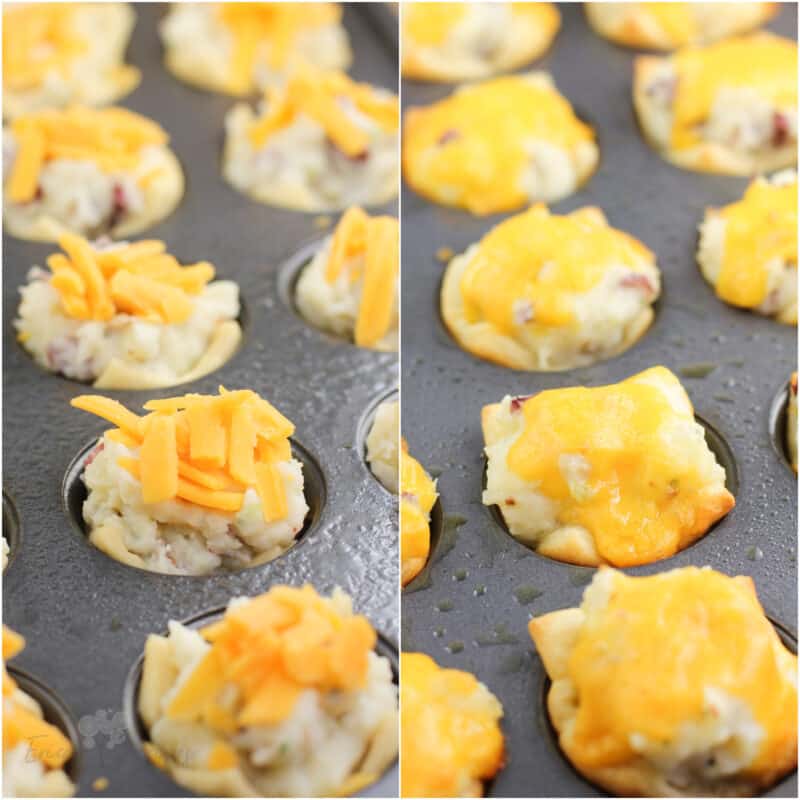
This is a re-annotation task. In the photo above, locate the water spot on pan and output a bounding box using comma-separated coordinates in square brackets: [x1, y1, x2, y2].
[355, 386, 399, 495]
[536, 619, 796, 795]
[123, 606, 398, 796]
[6, 667, 82, 787]
[768, 376, 795, 473]
[3, 490, 21, 571]
[483, 414, 738, 567]
[61, 436, 326, 577]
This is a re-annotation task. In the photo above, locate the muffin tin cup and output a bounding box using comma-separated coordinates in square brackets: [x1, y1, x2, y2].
[401, 4, 797, 797]
[2, 4, 398, 796]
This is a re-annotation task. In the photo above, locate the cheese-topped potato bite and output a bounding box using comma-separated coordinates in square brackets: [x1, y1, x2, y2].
[441, 204, 661, 371]
[71, 389, 309, 575]
[483, 367, 735, 567]
[295, 208, 398, 351]
[366, 400, 399, 493]
[634, 33, 797, 175]
[139, 585, 398, 797]
[788, 373, 797, 472]
[3, 3, 140, 120]
[223, 67, 398, 212]
[400, 441, 437, 586]
[698, 170, 797, 324]
[402, 2, 560, 82]
[585, 2, 778, 51]
[160, 3, 351, 96]
[3, 106, 184, 242]
[400, 652, 504, 797]
[15, 235, 241, 389]
[530, 567, 798, 797]
[403, 73, 597, 215]
[3, 627, 75, 798]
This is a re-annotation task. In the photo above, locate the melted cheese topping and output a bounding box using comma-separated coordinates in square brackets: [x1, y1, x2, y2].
[460, 204, 652, 331]
[401, 652, 503, 797]
[6, 106, 169, 204]
[670, 33, 798, 149]
[507, 366, 730, 566]
[248, 66, 399, 158]
[3, 4, 86, 91]
[324, 207, 399, 347]
[45, 234, 215, 324]
[404, 2, 558, 46]
[715, 176, 798, 307]
[216, 2, 341, 94]
[3, 627, 73, 769]
[71, 388, 295, 518]
[164, 585, 376, 738]
[400, 440, 437, 586]
[559, 568, 797, 772]
[403, 75, 593, 214]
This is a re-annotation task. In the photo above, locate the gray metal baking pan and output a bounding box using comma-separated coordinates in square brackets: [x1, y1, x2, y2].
[2, 3, 398, 796]
[400, 3, 798, 797]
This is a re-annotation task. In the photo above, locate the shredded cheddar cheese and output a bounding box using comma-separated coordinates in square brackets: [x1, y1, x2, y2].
[215, 3, 342, 94]
[400, 440, 437, 586]
[3, 627, 74, 769]
[715, 175, 797, 308]
[670, 33, 797, 150]
[401, 652, 504, 798]
[164, 585, 376, 729]
[43, 234, 215, 324]
[248, 66, 399, 157]
[507, 367, 734, 566]
[6, 106, 169, 204]
[548, 568, 797, 773]
[322, 207, 399, 348]
[460, 204, 653, 332]
[71, 388, 296, 519]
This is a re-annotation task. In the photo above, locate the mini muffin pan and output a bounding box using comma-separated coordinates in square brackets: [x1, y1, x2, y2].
[400, 4, 798, 797]
[2, 4, 398, 796]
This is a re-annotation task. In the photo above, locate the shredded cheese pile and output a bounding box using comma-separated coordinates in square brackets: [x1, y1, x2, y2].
[3, 627, 73, 769]
[6, 106, 169, 204]
[44, 234, 215, 323]
[401, 652, 504, 797]
[556, 568, 796, 772]
[460, 204, 653, 331]
[216, 2, 342, 94]
[71, 388, 296, 519]
[670, 33, 797, 149]
[158, 585, 376, 758]
[3, 4, 87, 91]
[248, 66, 399, 157]
[323, 207, 399, 347]
[716, 176, 798, 307]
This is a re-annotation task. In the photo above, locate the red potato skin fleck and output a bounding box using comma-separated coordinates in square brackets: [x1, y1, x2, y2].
[773, 112, 790, 147]
[510, 396, 533, 412]
[85, 442, 104, 466]
[619, 274, 655, 294]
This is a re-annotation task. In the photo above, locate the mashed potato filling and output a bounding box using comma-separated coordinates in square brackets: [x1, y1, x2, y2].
[72, 389, 309, 575]
[698, 170, 797, 324]
[223, 67, 398, 212]
[400, 441, 437, 586]
[529, 567, 798, 796]
[365, 400, 399, 493]
[3, 106, 183, 241]
[295, 207, 399, 351]
[400, 652, 504, 798]
[15, 234, 241, 388]
[160, 3, 351, 96]
[483, 367, 735, 567]
[401, 2, 560, 82]
[402, 72, 597, 214]
[2, 628, 75, 798]
[443, 204, 660, 370]
[138, 586, 398, 797]
[3, 3, 140, 119]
